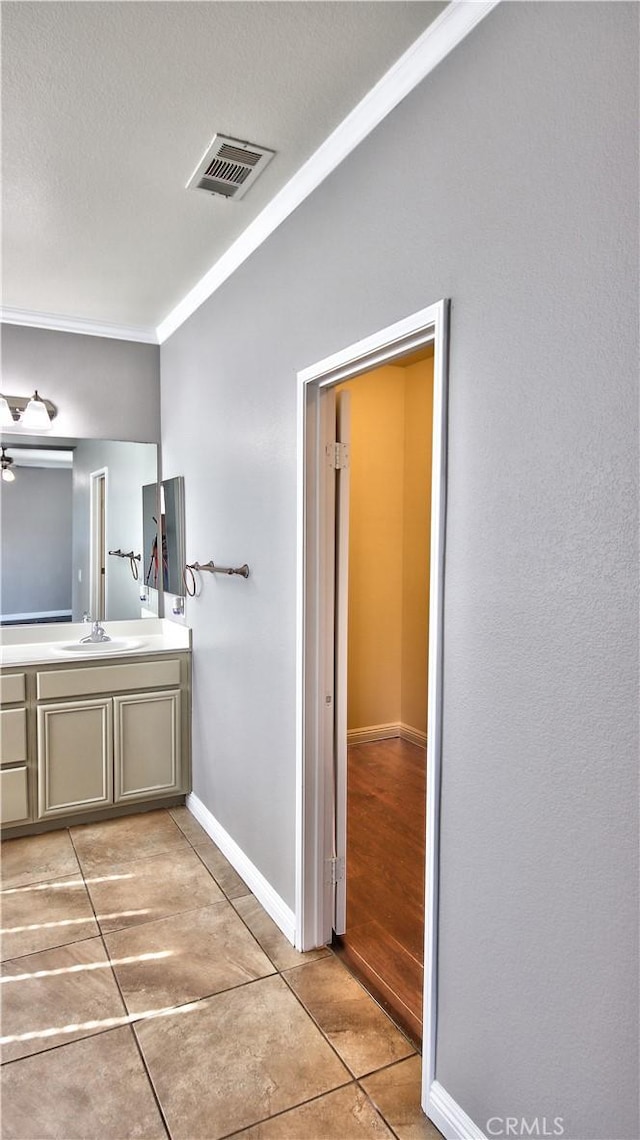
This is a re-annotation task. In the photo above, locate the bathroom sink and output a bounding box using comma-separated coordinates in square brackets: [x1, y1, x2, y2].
[52, 638, 147, 657]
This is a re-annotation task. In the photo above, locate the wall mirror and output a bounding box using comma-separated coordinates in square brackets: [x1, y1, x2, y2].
[142, 476, 186, 599]
[0, 435, 159, 626]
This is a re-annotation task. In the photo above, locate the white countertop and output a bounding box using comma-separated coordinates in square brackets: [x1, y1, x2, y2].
[0, 619, 191, 669]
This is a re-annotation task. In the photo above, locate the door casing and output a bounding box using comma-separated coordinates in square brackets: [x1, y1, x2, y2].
[295, 299, 449, 1117]
[89, 467, 108, 621]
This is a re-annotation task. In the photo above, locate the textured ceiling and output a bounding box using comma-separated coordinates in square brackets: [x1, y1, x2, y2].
[1, 1, 445, 331]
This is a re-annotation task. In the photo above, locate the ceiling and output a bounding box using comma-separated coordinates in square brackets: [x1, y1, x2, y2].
[1, 1, 445, 337]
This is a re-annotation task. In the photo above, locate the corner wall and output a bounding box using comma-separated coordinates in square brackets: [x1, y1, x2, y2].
[339, 366, 405, 732]
[160, 5, 639, 1138]
[337, 357, 433, 739]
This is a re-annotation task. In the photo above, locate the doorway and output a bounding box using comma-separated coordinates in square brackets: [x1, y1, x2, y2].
[331, 352, 433, 1043]
[296, 300, 448, 1117]
[89, 468, 107, 620]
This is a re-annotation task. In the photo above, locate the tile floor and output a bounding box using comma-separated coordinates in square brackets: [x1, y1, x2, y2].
[1, 807, 442, 1140]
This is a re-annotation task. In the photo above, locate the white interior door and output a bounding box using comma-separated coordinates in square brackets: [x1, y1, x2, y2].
[333, 389, 350, 935]
[90, 469, 107, 621]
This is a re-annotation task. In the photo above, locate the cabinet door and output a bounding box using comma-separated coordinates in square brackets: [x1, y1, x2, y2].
[37, 699, 113, 818]
[113, 689, 181, 803]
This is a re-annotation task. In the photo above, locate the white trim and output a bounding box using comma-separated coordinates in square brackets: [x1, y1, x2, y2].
[296, 299, 448, 1121]
[156, 1, 498, 343]
[347, 723, 401, 745]
[0, 3, 497, 346]
[0, 308, 158, 345]
[0, 610, 72, 624]
[89, 467, 108, 622]
[427, 1081, 486, 1140]
[186, 792, 296, 945]
[400, 722, 428, 748]
[422, 300, 448, 1106]
[345, 722, 427, 747]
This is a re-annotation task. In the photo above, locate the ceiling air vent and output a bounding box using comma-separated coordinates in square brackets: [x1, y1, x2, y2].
[186, 134, 275, 201]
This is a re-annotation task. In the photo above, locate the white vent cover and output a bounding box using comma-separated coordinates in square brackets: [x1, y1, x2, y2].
[186, 134, 275, 200]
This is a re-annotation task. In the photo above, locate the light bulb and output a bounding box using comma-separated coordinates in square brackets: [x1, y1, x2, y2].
[1, 466, 16, 483]
[21, 391, 51, 430]
[0, 395, 14, 428]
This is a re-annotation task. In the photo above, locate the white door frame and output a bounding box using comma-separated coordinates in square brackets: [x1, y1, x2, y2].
[89, 467, 108, 621]
[295, 298, 449, 1113]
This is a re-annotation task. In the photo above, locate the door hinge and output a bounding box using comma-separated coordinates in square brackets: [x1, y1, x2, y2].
[326, 855, 345, 886]
[327, 442, 350, 470]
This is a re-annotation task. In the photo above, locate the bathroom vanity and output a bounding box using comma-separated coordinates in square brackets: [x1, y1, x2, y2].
[0, 619, 191, 836]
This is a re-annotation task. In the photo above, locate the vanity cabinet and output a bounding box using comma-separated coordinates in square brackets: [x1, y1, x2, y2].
[1, 651, 190, 835]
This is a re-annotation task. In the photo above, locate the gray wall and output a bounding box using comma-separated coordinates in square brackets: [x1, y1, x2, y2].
[0, 324, 160, 442]
[72, 439, 158, 621]
[0, 466, 72, 618]
[161, 4, 638, 1138]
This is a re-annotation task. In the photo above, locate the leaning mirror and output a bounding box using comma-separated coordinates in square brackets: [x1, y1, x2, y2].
[0, 437, 159, 626]
[142, 476, 186, 600]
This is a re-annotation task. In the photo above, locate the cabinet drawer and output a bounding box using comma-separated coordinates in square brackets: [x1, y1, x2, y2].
[0, 708, 27, 766]
[0, 673, 26, 705]
[1, 766, 29, 824]
[37, 659, 182, 701]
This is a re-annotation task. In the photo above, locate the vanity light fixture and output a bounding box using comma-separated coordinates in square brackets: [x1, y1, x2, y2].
[1, 447, 16, 483]
[0, 391, 57, 430]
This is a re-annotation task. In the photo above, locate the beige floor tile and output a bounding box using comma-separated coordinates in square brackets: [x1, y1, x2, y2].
[284, 955, 414, 1077]
[104, 900, 275, 1013]
[135, 975, 350, 1140]
[0, 1026, 166, 1139]
[85, 846, 225, 934]
[193, 838, 251, 898]
[1, 874, 98, 961]
[1, 937, 126, 1063]
[231, 1083, 395, 1139]
[362, 1056, 443, 1140]
[168, 805, 209, 846]
[70, 809, 189, 874]
[0, 831, 79, 890]
[233, 894, 330, 971]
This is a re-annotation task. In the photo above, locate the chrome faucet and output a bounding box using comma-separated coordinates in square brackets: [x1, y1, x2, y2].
[81, 621, 111, 644]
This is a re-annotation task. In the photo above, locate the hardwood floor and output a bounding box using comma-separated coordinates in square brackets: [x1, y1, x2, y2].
[334, 737, 426, 1045]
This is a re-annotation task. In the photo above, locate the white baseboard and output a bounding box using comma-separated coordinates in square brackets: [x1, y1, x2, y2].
[0, 609, 72, 623]
[186, 793, 296, 945]
[427, 1081, 486, 1140]
[347, 722, 401, 745]
[346, 721, 427, 747]
[400, 722, 427, 748]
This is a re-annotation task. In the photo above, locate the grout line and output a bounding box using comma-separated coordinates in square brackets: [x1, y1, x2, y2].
[278, 967, 360, 1080]
[354, 1077, 404, 1140]
[214, 1079, 358, 1140]
[190, 844, 252, 901]
[68, 826, 172, 1140]
[1, 929, 103, 966]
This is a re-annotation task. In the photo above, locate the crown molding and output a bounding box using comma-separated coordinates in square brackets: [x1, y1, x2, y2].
[156, 0, 500, 343]
[0, 1, 499, 347]
[0, 307, 158, 345]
